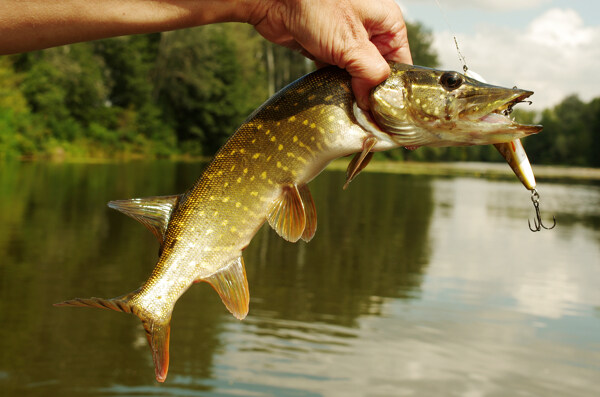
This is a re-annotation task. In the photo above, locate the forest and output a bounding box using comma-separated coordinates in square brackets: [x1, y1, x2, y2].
[0, 22, 598, 167]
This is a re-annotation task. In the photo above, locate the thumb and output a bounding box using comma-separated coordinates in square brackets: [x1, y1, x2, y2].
[345, 44, 391, 110]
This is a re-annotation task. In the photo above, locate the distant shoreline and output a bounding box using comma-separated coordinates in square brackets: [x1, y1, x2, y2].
[11, 157, 600, 183]
[326, 160, 600, 183]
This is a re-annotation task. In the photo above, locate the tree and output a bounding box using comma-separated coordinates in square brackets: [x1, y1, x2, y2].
[525, 96, 592, 166]
[0, 57, 43, 157]
[93, 34, 177, 154]
[589, 98, 600, 167]
[406, 21, 439, 68]
[154, 24, 268, 155]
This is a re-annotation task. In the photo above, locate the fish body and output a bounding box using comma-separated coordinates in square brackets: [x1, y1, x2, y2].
[56, 63, 542, 382]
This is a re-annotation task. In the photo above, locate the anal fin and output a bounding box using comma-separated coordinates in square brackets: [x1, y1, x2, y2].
[203, 256, 250, 320]
[344, 136, 377, 189]
[267, 184, 306, 243]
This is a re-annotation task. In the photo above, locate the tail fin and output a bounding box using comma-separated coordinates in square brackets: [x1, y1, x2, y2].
[54, 292, 171, 382]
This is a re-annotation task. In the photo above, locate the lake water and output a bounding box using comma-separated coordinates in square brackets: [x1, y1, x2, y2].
[0, 161, 598, 396]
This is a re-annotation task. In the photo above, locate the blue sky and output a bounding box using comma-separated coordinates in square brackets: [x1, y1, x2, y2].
[398, 0, 600, 110]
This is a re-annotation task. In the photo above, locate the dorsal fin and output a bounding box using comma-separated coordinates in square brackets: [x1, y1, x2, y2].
[344, 136, 377, 189]
[202, 256, 250, 320]
[108, 195, 180, 245]
[298, 184, 317, 242]
[267, 184, 306, 243]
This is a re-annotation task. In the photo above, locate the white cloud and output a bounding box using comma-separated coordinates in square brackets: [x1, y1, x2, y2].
[432, 8, 600, 110]
[527, 8, 594, 46]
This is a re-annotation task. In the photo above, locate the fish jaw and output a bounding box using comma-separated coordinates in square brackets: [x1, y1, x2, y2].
[426, 89, 543, 147]
[464, 88, 543, 141]
[369, 64, 543, 148]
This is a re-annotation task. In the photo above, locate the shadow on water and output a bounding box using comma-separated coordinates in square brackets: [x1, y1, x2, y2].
[0, 161, 434, 396]
[244, 171, 434, 326]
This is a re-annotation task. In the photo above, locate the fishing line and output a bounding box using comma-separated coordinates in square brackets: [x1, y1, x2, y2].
[433, 0, 469, 73]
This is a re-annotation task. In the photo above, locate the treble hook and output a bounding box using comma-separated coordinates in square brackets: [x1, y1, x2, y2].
[528, 189, 556, 232]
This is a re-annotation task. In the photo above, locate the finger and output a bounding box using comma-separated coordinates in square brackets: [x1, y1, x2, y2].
[387, 44, 413, 65]
[352, 77, 379, 111]
[371, 30, 412, 65]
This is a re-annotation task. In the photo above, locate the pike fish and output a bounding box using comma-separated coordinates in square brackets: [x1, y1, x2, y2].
[55, 63, 542, 382]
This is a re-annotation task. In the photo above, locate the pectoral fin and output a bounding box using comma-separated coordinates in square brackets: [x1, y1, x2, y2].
[344, 136, 377, 189]
[267, 185, 306, 242]
[108, 195, 181, 245]
[203, 256, 250, 320]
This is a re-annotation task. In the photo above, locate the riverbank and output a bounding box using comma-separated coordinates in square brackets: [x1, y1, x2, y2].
[10, 157, 600, 183]
[327, 160, 600, 183]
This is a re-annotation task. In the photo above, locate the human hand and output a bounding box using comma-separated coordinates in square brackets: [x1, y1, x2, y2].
[248, 0, 412, 110]
[1, 0, 411, 110]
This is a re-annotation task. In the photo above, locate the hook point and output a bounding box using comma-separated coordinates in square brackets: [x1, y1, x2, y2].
[528, 189, 556, 232]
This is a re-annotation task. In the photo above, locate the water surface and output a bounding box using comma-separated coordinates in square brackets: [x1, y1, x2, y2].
[0, 161, 598, 396]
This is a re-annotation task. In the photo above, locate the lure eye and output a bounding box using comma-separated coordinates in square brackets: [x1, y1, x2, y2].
[440, 72, 464, 91]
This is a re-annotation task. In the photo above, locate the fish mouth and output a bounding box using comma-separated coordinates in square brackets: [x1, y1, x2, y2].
[478, 90, 542, 134]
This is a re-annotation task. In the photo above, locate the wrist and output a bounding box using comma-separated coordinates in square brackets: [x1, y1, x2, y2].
[230, 0, 273, 25]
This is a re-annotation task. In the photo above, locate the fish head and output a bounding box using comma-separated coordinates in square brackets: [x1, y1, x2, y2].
[368, 63, 542, 147]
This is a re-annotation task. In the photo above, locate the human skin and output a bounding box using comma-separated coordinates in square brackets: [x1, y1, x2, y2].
[0, 0, 412, 109]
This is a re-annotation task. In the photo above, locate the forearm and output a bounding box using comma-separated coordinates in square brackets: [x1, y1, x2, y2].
[0, 0, 263, 54]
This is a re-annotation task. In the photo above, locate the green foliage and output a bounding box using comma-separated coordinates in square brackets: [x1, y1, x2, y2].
[154, 24, 268, 155]
[6, 35, 179, 157]
[94, 34, 160, 108]
[589, 98, 600, 167]
[21, 45, 110, 124]
[0, 57, 46, 157]
[263, 42, 314, 94]
[406, 21, 439, 67]
[522, 95, 599, 166]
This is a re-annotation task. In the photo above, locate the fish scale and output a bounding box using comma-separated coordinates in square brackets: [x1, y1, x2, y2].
[55, 63, 543, 382]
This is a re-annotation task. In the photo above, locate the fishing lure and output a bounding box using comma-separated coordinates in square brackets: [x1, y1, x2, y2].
[466, 70, 556, 231]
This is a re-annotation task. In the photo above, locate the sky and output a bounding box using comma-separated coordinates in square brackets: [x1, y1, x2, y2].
[398, 0, 600, 110]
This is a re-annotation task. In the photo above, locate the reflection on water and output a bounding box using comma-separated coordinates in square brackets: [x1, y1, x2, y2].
[0, 161, 598, 396]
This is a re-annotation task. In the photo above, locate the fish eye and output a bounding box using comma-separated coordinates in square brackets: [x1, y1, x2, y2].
[440, 72, 464, 91]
